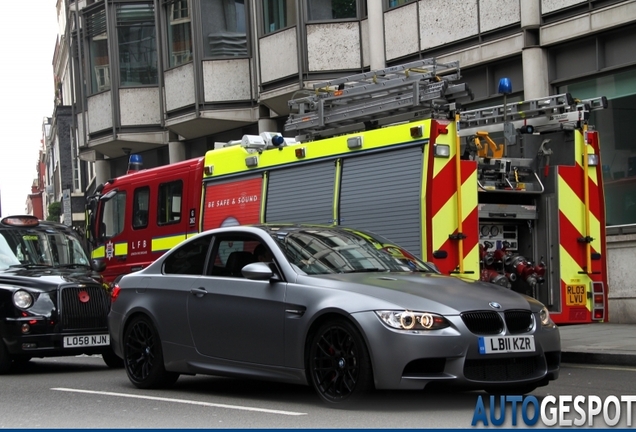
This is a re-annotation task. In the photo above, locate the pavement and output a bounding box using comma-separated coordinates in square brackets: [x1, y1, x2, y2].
[559, 323, 636, 366]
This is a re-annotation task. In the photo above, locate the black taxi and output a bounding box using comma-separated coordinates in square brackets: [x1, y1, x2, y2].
[0, 215, 121, 373]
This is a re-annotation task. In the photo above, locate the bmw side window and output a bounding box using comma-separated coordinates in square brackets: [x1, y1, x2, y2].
[164, 235, 212, 275]
[208, 235, 260, 277]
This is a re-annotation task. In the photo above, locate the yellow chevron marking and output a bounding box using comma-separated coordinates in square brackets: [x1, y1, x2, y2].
[432, 193, 457, 251]
[558, 176, 601, 252]
[559, 244, 593, 312]
[152, 234, 187, 252]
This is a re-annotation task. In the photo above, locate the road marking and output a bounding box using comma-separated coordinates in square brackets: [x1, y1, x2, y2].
[562, 363, 636, 372]
[51, 388, 307, 416]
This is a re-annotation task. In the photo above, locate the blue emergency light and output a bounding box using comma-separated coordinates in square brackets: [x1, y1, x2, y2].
[498, 77, 512, 95]
[127, 154, 143, 173]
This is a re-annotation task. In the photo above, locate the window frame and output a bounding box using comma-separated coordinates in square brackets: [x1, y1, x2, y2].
[306, 0, 364, 22]
[133, 186, 150, 230]
[157, 180, 183, 226]
[261, 0, 297, 36]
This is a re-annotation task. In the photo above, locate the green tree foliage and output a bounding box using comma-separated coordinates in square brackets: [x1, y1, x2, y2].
[47, 202, 62, 221]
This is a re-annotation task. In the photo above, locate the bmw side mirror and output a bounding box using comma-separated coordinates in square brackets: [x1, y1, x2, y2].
[242, 262, 277, 281]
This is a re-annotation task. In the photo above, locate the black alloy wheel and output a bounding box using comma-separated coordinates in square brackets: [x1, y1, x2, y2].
[123, 315, 179, 389]
[308, 319, 373, 404]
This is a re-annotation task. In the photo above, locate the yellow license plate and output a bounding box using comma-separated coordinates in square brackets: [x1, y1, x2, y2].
[566, 284, 587, 306]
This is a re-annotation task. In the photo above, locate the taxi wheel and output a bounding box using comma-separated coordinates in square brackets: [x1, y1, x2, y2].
[123, 315, 179, 389]
[0, 341, 11, 374]
[307, 318, 373, 404]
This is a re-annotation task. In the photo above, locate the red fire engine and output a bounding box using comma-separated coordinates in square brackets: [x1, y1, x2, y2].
[87, 58, 609, 324]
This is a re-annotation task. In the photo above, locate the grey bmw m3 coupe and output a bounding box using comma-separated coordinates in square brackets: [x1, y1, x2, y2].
[108, 224, 560, 404]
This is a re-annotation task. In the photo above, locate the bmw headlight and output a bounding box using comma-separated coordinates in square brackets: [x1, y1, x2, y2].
[539, 306, 553, 326]
[375, 310, 449, 331]
[13, 290, 34, 309]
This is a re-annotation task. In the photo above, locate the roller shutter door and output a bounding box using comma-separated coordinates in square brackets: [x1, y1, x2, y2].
[340, 146, 423, 256]
[266, 161, 336, 224]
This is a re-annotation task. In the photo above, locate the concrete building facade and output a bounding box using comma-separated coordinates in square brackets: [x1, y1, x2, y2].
[51, 0, 636, 320]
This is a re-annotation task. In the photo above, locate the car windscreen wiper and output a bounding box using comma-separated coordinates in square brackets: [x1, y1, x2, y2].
[339, 268, 390, 273]
[55, 263, 91, 269]
[9, 263, 53, 269]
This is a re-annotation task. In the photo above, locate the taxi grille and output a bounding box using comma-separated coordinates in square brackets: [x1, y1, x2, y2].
[464, 356, 541, 382]
[59, 286, 110, 330]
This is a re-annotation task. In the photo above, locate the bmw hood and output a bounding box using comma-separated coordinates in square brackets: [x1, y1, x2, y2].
[299, 272, 535, 315]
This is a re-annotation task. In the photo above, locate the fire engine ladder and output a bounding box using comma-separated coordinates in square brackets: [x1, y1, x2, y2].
[285, 58, 473, 141]
[458, 93, 608, 136]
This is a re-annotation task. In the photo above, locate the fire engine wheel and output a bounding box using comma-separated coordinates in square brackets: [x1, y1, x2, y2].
[307, 319, 373, 405]
[123, 315, 179, 389]
[0, 341, 11, 374]
[102, 346, 124, 369]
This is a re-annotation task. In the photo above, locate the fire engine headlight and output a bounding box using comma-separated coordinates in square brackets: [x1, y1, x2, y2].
[13, 290, 34, 309]
[587, 153, 599, 166]
[375, 310, 450, 331]
[539, 306, 553, 327]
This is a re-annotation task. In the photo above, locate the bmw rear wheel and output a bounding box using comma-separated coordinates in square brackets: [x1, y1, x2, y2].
[102, 346, 124, 369]
[123, 315, 179, 389]
[308, 318, 373, 404]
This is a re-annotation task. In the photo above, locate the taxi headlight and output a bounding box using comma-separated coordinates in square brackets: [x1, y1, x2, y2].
[375, 310, 449, 331]
[539, 306, 552, 326]
[13, 290, 34, 309]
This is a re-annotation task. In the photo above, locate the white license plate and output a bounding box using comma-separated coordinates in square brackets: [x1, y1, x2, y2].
[63, 334, 110, 348]
[478, 335, 535, 354]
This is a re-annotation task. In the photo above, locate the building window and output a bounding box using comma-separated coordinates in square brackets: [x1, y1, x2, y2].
[307, 0, 357, 20]
[133, 187, 150, 229]
[558, 69, 636, 226]
[158, 180, 182, 225]
[71, 126, 80, 191]
[166, 0, 193, 67]
[387, 0, 415, 8]
[117, 3, 158, 86]
[201, 0, 248, 58]
[262, 0, 296, 34]
[86, 8, 110, 94]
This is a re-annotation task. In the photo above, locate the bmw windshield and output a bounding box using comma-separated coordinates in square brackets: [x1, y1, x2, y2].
[0, 228, 90, 270]
[269, 226, 433, 275]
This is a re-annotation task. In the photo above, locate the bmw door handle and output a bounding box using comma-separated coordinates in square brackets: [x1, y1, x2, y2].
[191, 287, 208, 297]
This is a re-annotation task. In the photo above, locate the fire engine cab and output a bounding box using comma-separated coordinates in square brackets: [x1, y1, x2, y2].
[87, 58, 609, 324]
